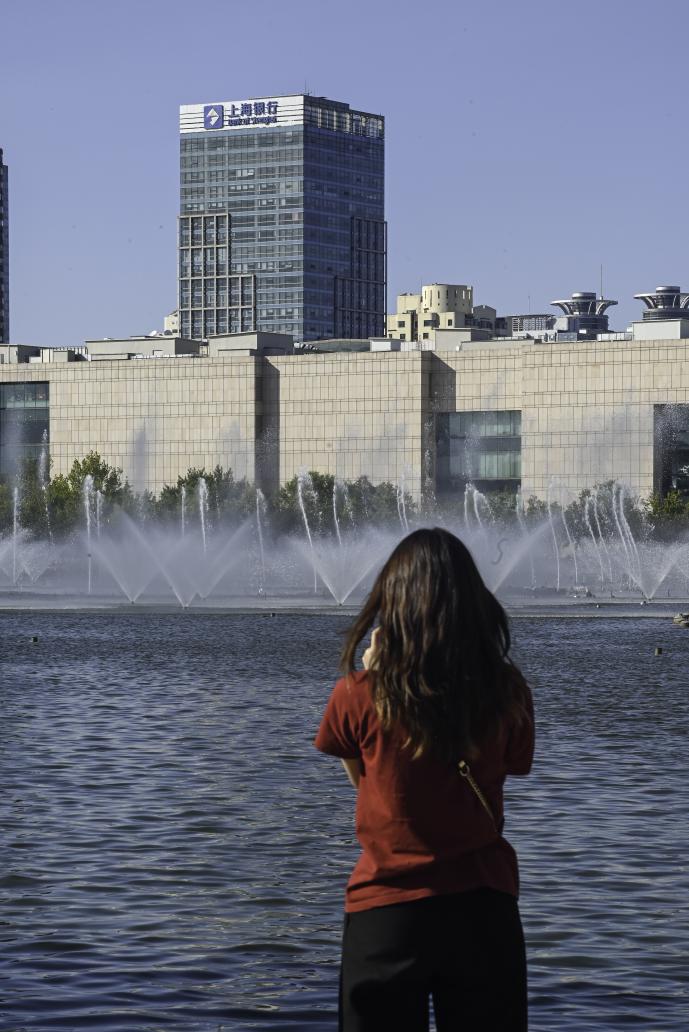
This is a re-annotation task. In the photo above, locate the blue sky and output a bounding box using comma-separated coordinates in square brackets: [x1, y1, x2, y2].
[2, 0, 688, 346]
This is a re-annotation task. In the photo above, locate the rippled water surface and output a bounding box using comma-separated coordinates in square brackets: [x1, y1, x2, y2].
[1, 613, 688, 1031]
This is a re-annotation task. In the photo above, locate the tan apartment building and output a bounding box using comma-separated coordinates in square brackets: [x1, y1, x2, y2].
[387, 284, 476, 342]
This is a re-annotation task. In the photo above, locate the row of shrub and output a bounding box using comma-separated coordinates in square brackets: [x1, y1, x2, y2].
[2, 451, 688, 543]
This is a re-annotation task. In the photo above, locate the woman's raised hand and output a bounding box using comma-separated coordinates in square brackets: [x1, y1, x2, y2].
[362, 627, 381, 670]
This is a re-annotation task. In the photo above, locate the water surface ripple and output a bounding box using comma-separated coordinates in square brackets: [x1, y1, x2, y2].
[1, 614, 687, 1030]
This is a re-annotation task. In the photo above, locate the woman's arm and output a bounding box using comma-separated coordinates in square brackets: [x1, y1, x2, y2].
[337, 629, 376, 788]
[341, 757, 363, 788]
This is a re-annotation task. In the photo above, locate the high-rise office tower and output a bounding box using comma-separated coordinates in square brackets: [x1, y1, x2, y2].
[0, 149, 8, 343]
[178, 94, 386, 341]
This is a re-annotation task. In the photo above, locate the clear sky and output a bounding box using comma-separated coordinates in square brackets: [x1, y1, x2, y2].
[2, 0, 688, 347]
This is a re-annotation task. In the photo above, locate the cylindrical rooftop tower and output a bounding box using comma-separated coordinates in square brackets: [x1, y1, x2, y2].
[634, 286, 689, 321]
[550, 290, 617, 338]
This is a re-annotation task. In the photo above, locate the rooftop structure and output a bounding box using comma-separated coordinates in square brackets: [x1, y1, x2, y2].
[500, 313, 557, 337]
[550, 290, 618, 340]
[633, 285, 689, 321]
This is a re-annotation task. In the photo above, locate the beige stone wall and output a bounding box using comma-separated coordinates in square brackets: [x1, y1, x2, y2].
[268, 352, 426, 497]
[0, 358, 258, 492]
[519, 337, 685, 498]
[427, 336, 689, 500]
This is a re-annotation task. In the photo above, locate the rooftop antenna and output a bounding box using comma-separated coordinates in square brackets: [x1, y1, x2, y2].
[600, 263, 603, 300]
[528, 293, 531, 313]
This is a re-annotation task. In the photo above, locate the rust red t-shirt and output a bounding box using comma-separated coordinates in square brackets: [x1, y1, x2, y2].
[315, 669, 534, 913]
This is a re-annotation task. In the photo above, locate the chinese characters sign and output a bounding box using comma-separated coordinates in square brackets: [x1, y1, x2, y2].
[203, 100, 279, 130]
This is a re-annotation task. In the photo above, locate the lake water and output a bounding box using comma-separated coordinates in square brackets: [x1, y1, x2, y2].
[1, 612, 687, 1031]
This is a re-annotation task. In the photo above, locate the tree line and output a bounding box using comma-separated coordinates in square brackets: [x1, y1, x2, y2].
[2, 452, 688, 542]
[0, 452, 414, 539]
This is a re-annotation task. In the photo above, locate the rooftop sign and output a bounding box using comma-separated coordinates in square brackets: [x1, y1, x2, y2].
[181, 96, 304, 133]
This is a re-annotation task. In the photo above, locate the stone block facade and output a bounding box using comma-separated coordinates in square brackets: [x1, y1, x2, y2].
[3, 334, 689, 501]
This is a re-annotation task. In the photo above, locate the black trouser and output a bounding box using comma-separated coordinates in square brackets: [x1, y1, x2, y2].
[339, 888, 527, 1032]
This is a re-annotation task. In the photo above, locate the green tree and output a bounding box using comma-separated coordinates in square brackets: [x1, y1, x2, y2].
[40, 452, 134, 539]
[274, 471, 335, 536]
[273, 472, 415, 536]
[524, 495, 549, 524]
[67, 452, 128, 501]
[561, 482, 646, 544]
[156, 466, 256, 526]
[0, 480, 14, 535]
[348, 477, 413, 528]
[46, 474, 80, 537]
[643, 490, 689, 541]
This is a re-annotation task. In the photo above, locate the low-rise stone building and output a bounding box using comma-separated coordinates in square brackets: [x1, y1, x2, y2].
[2, 316, 689, 503]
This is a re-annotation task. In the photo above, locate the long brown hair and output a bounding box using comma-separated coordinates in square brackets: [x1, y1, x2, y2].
[341, 527, 527, 761]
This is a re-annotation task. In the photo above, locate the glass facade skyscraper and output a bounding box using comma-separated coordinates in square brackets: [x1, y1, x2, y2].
[178, 95, 385, 341]
[0, 149, 8, 343]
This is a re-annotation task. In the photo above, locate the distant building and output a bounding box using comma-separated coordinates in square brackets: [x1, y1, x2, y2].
[178, 94, 386, 342]
[387, 284, 501, 341]
[0, 150, 8, 344]
[6, 283, 689, 501]
[499, 313, 557, 337]
[163, 310, 180, 334]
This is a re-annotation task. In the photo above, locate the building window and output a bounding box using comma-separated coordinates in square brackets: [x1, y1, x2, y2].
[655, 405, 689, 496]
[0, 382, 50, 478]
[435, 410, 521, 495]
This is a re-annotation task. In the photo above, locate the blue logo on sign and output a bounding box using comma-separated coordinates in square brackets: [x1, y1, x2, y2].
[204, 105, 224, 130]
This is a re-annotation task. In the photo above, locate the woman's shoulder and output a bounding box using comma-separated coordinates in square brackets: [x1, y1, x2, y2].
[332, 669, 373, 705]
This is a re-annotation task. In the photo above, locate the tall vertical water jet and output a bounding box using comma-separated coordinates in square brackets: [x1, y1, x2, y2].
[181, 486, 187, 538]
[342, 480, 355, 529]
[463, 485, 470, 530]
[333, 480, 343, 548]
[396, 473, 409, 532]
[471, 485, 494, 532]
[546, 481, 561, 591]
[38, 429, 52, 544]
[612, 483, 633, 587]
[38, 430, 48, 487]
[592, 487, 614, 585]
[584, 495, 605, 587]
[198, 478, 209, 554]
[256, 488, 267, 594]
[83, 475, 94, 595]
[12, 486, 20, 586]
[618, 484, 643, 588]
[516, 488, 536, 588]
[560, 502, 578, 586]
[297, 471, 318, 593]
[471, 485, 484, 532]
[95, 490, 103, 539]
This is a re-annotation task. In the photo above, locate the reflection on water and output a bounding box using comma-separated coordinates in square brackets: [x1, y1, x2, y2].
[1, 614, 687, 1030]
